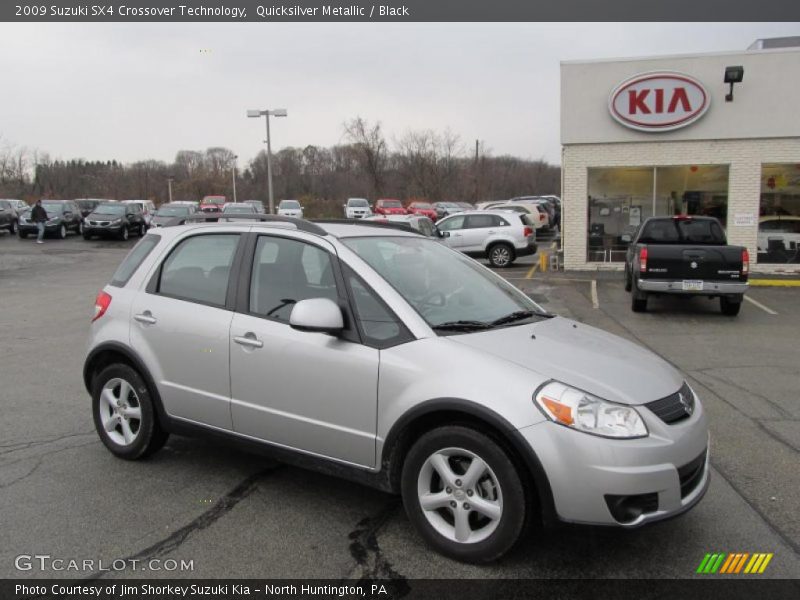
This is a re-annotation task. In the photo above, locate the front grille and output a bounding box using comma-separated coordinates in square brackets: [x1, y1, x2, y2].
[645, 382, 695, 424]
[678, 448, 707, 498]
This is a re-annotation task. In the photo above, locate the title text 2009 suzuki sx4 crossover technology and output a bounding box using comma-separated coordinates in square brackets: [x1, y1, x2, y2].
[85, 217, 709, 563]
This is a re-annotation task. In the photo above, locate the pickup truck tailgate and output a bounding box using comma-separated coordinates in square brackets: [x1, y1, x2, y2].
[644, 245, 745, 281]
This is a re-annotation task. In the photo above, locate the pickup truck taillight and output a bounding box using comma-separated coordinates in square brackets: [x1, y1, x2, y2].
[639, 247, 648, 273]
[93, 291, 112, 322]
[523, 226, 534, 237]
[742, 248, 749, 276]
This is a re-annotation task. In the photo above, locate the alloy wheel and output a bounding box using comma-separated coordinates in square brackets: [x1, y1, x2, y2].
[417, 447, 503, 544]
[98, 378, 142, 446]
[490, 246, 511, 267]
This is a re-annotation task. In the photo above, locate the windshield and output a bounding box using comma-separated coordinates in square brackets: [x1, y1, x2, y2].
[280, 200, 301, 209]
[223, 205, 254, 213]
[639, 218, 726, 244]
[156, 206, 190, 216]
[380, 200, 402, 208]
[348, 199, 369, 207]
[41, 202, 65, 213]
[342, 236, 546, 332]
[93, 204, 125, 215]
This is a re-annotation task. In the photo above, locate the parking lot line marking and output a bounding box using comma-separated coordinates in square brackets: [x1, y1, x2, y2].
[525, 263, 538, 279]
[591, 280, 599, 309]
[749, 278, 800, 287]
[744, 295, 778, 315]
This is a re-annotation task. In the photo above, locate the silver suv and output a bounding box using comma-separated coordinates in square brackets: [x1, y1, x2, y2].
[84, 216, 709, 563]
[437, 210, 538, 267]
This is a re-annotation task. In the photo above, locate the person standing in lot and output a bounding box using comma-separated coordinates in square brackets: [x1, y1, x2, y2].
[31, 200, 47, 244]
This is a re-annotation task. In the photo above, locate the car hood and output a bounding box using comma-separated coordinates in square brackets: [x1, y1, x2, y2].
[151, 215, 177, 225]
[450, 316, 683, 405]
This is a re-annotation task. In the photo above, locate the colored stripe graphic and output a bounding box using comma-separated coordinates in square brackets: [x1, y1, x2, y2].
[697, 552, 772, 574]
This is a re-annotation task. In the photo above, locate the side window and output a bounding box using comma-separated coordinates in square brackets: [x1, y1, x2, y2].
[465, 214, 495, 229]
[494, 215, 510, 226]
[249, 236, 339, 323]
[417, 218, 434, 237]
[438, 215, 465, 231]
[158, 234, 239, 306]
[344, 267, 412, 349]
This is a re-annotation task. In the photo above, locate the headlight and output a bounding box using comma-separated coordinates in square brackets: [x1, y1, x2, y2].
[110, 219, 122, 225]
[534, 381, 647, 439]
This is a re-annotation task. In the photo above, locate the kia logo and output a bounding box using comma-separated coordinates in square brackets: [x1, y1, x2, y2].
[609, 72, 710, 132]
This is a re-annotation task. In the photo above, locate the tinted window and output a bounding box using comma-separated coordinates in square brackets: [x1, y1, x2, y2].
[158, 234, 239, 306]
[639, 218, 726, 244]
[438, 215, 465, 231]
[465, 214, 497, 229]
[345, 267, 411, 348]
[111, 234, 161, 287]
[416, 218, 434, 237]
[249, 236, 339, 323]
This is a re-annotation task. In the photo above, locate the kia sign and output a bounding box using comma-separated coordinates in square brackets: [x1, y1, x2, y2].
[609, 72, 710, 132]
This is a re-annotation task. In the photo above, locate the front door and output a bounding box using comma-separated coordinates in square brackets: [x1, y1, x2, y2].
[229, 233, 379, 467]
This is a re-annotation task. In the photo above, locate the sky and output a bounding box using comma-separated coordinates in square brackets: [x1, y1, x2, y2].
[0, 22, 798, 167]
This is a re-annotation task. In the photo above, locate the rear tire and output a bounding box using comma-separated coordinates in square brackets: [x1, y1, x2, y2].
[9, 221, 17, 235]
[624, 268, 632, 292]
[19, 230, 27, 239]
[720, 297, 741, 316]
[401, 425, 528, 563]
[631, 279, 648, 312]
[487, 243, 515, 268]
[92, 364, 168, 460]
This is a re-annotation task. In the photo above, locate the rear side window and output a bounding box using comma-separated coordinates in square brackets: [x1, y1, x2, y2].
[110, 234, 161, 287]
[158, 234, 239, 306]
[639, 219, 726, 244]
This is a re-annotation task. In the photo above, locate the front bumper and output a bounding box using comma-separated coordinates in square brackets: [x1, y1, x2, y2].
[518, 393, 709, 527]
[638, 279, 748, 295]
[18, 221, 61, 232]
[84, 225, 123, 236]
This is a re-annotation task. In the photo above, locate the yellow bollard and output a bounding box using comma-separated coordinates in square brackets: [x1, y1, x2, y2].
[539, 251, 548, 272]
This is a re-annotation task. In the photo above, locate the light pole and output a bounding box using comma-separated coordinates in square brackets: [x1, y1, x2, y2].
[247, 108, 287, 214]
[231, 155, 238, 203]
[167, 176, 174, 204]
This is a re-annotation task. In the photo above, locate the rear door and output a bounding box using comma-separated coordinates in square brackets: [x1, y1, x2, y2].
[229, 232, 380, 467]
[131, 232, 243, 430]
[462, 213, 502, 251]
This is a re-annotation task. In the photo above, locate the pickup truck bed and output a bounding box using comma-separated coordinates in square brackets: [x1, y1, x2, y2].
[625, 216, 749, 315]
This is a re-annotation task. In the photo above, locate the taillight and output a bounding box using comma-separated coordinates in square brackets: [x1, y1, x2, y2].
[639, 247, 648, 273]
[742, 248, 749, 276]
[523, 226, 534, 237]
[539, 213, 546, 222]
[93, 291, 112, 322]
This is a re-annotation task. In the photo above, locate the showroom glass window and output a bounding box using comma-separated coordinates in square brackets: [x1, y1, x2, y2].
[586, 165, 729, 262]
[758, 164, 800, 265]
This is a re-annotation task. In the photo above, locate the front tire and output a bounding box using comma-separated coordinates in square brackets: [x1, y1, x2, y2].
[19, 230, 27, 239]
[138, 223, 146, 237]
[487, 243, 515, 268]
[401, 426, 527, 563]
[120, 225, 129, 241]
[9, 221, 17, 235]
[58, 224, 66, 239]
[91, 364, 168, 460]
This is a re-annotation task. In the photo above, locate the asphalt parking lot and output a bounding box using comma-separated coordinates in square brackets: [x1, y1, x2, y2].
[1, 231, 798, 580]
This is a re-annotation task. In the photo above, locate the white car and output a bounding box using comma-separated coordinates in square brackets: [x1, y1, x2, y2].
[122, 200, 156, 227]
[277, 199, 304, 218]
[757, 216, 800, 253]
[490, 203, 549, 230]
[344, 198, 372, 219]
[436, 210, 538, 267]
[364, 214, 439, 238]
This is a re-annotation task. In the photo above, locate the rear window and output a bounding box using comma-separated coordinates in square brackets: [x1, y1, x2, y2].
[639, 218, 726, 244]
[110, 234, 160, 287]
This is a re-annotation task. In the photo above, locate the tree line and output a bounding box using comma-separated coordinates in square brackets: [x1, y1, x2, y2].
[0, 119, 560, 217]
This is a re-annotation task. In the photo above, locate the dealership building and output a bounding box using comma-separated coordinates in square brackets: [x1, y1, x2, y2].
[560, 39, 800, 272]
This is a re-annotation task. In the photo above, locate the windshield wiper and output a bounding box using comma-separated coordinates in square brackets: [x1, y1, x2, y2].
[431, 320, 492, 332]
[490, 310, 552, 327]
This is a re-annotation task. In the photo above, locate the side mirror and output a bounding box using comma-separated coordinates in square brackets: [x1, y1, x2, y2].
[289, 298, 344, 334]
[342, 204, 347, 209]
[440, 230, 450, 238]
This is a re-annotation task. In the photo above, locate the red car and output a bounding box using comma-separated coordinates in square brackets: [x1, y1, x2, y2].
[200, 195, 226, 213]
[406, 201, 438, 220]
[374, 198, 407, 216]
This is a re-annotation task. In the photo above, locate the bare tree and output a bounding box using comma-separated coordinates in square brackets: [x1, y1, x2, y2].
[343, 117, 387, 197]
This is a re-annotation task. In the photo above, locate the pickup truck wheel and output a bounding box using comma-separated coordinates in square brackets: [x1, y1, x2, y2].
[720, 297, 741, 316]
[631, 279, 648, 312]
[487, 243, 515, 268]
[401, 425, 527, 563]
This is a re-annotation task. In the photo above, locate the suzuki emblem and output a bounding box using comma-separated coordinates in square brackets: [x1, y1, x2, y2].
[691, 261, 698, 269]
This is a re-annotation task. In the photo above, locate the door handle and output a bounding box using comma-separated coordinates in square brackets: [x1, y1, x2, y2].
[487, 230, 496, 234]
[233, 333, 263, 349]
[134, 311, 157, 325]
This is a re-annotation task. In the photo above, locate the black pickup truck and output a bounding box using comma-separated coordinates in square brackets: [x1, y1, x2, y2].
[625, 216, 749, 316]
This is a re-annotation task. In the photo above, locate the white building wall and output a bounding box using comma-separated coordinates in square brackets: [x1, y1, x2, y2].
[562, 138, 800, 272]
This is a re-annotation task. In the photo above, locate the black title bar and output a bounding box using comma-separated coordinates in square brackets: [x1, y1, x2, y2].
[4, 0, 800, 22]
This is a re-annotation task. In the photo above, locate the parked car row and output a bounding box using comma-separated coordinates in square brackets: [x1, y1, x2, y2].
[343, 198, 477, 222]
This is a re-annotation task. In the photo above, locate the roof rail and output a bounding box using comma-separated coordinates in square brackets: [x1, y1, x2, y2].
[312, 218, 419, 234]
[165, 213, 328, 236]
